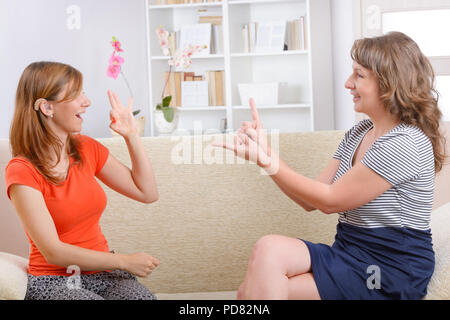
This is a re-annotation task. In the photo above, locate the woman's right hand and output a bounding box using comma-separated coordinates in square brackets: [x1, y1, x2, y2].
[239, 98, 270, 155]
[119, 252, 160, 278]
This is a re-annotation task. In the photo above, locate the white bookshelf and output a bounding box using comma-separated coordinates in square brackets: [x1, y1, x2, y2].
[145, 0, 334, 136]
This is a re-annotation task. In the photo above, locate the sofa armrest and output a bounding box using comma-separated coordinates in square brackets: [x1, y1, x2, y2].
[424, 202, 450, 299]
[0, 252, 28, 300]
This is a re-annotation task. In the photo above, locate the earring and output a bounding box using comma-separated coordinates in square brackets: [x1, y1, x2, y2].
[50, 114, 54, 118]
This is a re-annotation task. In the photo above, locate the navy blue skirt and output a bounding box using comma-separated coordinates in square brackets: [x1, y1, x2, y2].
[301, 222, 435, 300]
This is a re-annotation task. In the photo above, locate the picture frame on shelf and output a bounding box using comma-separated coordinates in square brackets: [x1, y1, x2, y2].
[238, 82, 279, 106]
[181, 80, 209, 107]
[255, 21, 286, 53]
[179, 23, 212, 55]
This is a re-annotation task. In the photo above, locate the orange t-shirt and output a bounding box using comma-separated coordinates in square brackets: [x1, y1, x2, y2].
[5, 134, 110, 276]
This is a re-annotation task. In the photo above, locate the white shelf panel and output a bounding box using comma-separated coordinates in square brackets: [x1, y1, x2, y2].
[149, 2, 223, 10]
[229, 0, 300, 5]
[152, 54, 225, 60]
[173, 106, 227, 111]
[231, 50, 308, 58]
[232, 103, 311, 110]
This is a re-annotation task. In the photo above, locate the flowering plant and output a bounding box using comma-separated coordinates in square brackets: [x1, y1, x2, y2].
[107, 36, 140, 116]
[155, 26, 201, 122]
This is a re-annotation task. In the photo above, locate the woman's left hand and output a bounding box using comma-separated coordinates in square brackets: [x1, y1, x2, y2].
[212, 131, 272, 169]
[107, 90, 137, 139]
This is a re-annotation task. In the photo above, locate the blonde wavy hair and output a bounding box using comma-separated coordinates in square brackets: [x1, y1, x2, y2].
[351, 31, 447, 173]
[10, 61, 84, 184]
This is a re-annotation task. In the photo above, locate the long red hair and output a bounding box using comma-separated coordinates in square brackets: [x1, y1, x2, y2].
[10, 61, 84, 184]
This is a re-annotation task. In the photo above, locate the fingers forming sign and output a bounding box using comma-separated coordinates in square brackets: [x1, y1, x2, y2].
[107, 90, 137, 139]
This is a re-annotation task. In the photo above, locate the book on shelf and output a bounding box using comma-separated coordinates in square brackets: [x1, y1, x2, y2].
[198, 8, 223, 54]
[240, 17, 307, 53]
[204, 70, 225, 106]
[156, 0, 222, 4]
[182, 81, 209, 107]
[179, 23, 212, 55]
[168, 31, 177, 54]
[163, 70, 224, 107]
[285, 16, 307, 51]
[242, 24, 249, 53]
[184, 72, 195, 81]
[255, 21, 286, 53]
[215, 70, 224, 107]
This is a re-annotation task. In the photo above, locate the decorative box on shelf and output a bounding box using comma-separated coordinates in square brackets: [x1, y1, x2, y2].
[238, 82, 279, 106]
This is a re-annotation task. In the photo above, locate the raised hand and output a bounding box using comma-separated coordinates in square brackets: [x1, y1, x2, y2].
[212, 98, 272, 168]
[107, 90, 137, 139]
[239, 98, 270, 155]
[212, 130, 271, 168]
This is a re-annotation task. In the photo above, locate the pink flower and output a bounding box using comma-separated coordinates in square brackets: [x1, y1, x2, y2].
[106, 37, 134, 97]
[159, 39, 169, 48]
[156, 26, 169, 42]
[112, 40, 123, 52]
[111, 36, 124, 52]
[109, 52, 124, 67]
[107, 64, 120, 79]
[107, 52, 124, 80]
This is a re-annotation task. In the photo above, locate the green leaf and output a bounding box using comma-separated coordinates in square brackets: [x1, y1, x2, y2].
[132, 109, 141, 116]
[156, 104, 162, 110]
[162, 95, 172, 107]
[162, 107, 174, 122]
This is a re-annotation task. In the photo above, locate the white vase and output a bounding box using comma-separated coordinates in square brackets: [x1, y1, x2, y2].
[154, 110, 179, 135]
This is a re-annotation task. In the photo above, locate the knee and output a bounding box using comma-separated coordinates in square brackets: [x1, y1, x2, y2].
[236, 282, 245, 300]
[249, 234, 282, 268]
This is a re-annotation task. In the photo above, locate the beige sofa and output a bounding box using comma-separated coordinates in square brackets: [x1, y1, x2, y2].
[1, 128, 450, 300]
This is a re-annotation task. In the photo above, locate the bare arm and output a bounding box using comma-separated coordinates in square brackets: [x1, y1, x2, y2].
[9, 184, 159, 277]
[96, 135, 159, 204]
[220, 99, 391, 215]
[270, 158, 341, 212]
[100, 90, 159, 204]
[266, 158, 392, 214]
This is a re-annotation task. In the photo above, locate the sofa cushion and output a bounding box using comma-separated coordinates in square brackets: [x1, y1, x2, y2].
[424, 201, 450, 300]
[156, 291, 236, 300]
[0, 252, 28, 300]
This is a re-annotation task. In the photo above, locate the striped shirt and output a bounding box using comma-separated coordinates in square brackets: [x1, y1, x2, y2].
[333, 119, 434, 231]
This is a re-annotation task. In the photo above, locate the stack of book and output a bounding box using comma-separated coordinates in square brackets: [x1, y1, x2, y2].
[204, 70, 225, 106]
[286, 17, 307, 51]
[157, 0, 222, 4]
[242, 22, 258, 53]
[198, 8, 223, 54]
[163, 70, 225, 107]
[241, 17, 307, 53]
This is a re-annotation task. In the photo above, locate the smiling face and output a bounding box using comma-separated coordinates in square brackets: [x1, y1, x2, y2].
[48, 85, 91, 135]
[345, 61, 383, 116]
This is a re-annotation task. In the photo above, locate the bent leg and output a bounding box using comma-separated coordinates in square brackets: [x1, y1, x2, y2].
[239, 235, 318, 300]
[288, 272, 321, 300]
[25, 274, 103, 300]
[85, 270, 156, 300]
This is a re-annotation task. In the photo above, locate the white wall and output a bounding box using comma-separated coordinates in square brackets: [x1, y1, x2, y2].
[330, 0, 358, 131]
[0, 0, 359, 138]
[0, 0, 149, 139]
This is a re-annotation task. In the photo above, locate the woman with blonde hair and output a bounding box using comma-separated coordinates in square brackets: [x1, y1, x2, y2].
[215, 31, 446, 299]
[6, 61, 160, 300]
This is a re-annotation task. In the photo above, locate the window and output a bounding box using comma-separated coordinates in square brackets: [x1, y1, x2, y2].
[382, 9, 450, 57]
[436, 76, 450, 121]
[359, 1, 450, 124]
